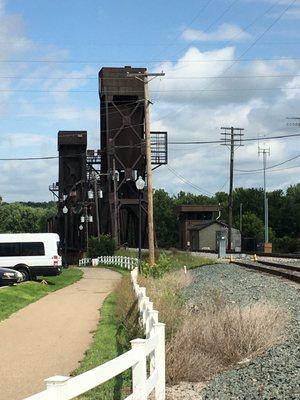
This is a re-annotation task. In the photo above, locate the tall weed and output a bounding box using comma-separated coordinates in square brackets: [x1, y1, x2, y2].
[166, 297, 289, 383]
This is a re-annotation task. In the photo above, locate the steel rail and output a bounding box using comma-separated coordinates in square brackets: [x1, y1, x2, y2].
[231, 260, 300, 284]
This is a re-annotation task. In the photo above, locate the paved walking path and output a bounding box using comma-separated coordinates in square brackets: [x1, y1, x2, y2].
[0, 267, 121, 400]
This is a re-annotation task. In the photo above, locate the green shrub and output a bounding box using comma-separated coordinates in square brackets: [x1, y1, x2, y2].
[273, 236, 299, 253]
[141, 252, 172, 278]
[87, 235, 116, 258]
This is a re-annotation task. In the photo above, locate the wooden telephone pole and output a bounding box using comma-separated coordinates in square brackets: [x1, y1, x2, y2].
[220, 127, 244, 251]
[127, 71, 165, 266]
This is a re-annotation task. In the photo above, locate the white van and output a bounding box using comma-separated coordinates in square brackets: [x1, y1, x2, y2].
[0, 233, 62, 281]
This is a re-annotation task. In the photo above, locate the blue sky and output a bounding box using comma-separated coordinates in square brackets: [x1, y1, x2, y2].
[0, 0, 300, 201]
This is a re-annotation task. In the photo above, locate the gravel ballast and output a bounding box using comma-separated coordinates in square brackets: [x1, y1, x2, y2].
[182, 263, 300, 400]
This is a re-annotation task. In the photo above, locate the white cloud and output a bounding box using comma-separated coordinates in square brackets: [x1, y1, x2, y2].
[0, 3, 100, 201]
[182, 24, 251, 42]
[0, 0, 298, 202]
[151, 47, 298, 107]
[151, 45, 300, 195]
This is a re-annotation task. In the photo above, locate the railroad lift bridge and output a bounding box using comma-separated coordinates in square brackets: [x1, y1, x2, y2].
[49, 66, 168, 261]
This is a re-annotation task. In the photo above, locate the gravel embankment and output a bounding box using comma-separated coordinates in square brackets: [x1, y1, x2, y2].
[175, 263, 299, 400]
[191, 251, 300, 265]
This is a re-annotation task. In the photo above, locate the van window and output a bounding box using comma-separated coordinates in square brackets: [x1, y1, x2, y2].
[21, 242, 45, 256]
[0, 243, 21, 257]
[0, 241, 45, 257]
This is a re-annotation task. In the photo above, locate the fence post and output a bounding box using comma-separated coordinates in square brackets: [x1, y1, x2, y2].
[131, 339, 147, 400]
[149, 310, 159, 337]
[44, 376, 69, 400]
[145, 301, 153, 338]
[149, 310, 159, 374]
[141, 296, 149, 326]
[154, 323, 166, 400]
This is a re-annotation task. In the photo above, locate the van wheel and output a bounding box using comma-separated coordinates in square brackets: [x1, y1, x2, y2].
[19, 269, 30, 282]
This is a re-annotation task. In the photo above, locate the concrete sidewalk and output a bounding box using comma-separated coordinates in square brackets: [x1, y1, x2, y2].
[0, 267, 121, 400]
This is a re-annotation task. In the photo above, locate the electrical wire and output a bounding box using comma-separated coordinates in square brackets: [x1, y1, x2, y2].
[168, 132, 300, 144]
[1, 56, 300, 64]
[165, 165, 214, 195]
[235, 154, 300, 173]
[2, 86, 300, 93]
[2, 73, 300, 80]
[171, 0, 241, 59]
[0, 132, 299, 162]
[157, 0, 298, 122]
[236, 163, 300, 175]
[154, 0, 214, 60]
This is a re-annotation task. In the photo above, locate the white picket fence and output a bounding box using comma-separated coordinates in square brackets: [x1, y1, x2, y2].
[79, 255, 139, 270]
[23, 266, 165, 400]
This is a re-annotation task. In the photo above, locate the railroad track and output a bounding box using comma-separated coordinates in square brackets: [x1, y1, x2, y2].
[198, 249, 300, 260]
[231, 259, 300, 284]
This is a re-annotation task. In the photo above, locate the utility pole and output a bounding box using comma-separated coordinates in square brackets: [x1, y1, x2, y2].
[239, 203, 243, 233]
[84, 204, 89, 252]
[93, 176, 100, 237]
[220, 127, 244, 251]
[258, 146, 270, 246]
[112, 158, 119, 245]
[127, 70, 165, 266]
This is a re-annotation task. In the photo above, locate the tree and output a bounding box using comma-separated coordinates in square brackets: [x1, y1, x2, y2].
[0, 203, 56, 233]
[153, 189, 178, 248]
[241, 212, 264, 240]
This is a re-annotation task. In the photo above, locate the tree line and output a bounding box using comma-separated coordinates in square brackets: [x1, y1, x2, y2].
[154, 184, 300, 253]
[0, 183, 299, 252]
[0, 202, 56, 234]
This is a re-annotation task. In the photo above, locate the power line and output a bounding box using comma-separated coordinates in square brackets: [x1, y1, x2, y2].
[2, 86, 300, 94]
[157, 0, 297, 123]
[235, 153, 300, 173]
[2, 73, 300, 80]
[213, 0, 284, 46]
[171, 0, 240, 59]
[169, 0, 283, 74]
[155, 0, 214, 60]
[217, 0, 299, 77]
[0, 39, 299, 47]
[0, 132, 299, 162]
[1, 56, 300, 64]
[236, 164, 300, 175]
[166, 165, 214, 195]
[169, 132, 300, 144]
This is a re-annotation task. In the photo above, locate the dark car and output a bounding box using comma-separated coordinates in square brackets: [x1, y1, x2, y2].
[0, 267, 23, 286]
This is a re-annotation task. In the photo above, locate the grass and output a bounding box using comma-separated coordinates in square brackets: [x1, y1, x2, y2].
[0, 268, 83, 322]
[139, 269, 192, 339]
[166, 298, 288, 383]
[139, 271, 288, 384]
[74, 275, 142, 400]
[116, 248, 215, 271]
